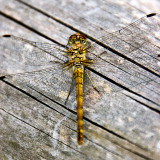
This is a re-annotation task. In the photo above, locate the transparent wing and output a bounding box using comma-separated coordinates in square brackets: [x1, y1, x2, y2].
[2, 64, 74, 105]
[82, 51, 160, 110]
[87, 13, 160, 72]
[1, 35, 67, 72]
[1, 35, 74, 105]
[83, 13, 160, 101]
[93, 13, 159, 53]
[99, 13, 158, 52]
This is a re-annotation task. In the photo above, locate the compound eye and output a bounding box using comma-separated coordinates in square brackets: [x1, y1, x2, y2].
[70, 35, 76, 39]
[80, 34, 86, 39]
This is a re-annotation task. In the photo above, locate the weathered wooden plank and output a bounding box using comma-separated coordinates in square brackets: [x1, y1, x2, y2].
[21, 0, 160, 72]
[0, 77, 155, 160]
[127, 0, 160, 13]
[0, 0, 159, 106]
[0, 0, 160, 160]
[16, 0, 160, 106]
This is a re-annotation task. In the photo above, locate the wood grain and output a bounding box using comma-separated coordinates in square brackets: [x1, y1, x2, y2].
[0, 0, 160, 159]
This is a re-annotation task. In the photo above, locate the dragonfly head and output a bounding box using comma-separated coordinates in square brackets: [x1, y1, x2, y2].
[67, 33, 87, 47]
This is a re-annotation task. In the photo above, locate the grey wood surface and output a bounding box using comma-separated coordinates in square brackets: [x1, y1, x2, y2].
[0, 0, 160, 160]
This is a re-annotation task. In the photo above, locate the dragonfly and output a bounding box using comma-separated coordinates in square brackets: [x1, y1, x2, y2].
[0, 13, 159, 145]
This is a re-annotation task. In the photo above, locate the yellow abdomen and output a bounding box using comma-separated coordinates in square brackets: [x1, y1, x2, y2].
[74, 67, 84, 145]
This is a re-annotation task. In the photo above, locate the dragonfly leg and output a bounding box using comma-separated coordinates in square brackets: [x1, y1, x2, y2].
[91, 51, 106, 62]
[64, 74, 74, 105]
[85, 69, 99, 93]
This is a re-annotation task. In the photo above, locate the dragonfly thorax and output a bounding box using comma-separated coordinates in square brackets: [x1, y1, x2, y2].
[65, 33, 92, 70]
[67, 37, 87, 66]
[69, 49, 86, 66]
